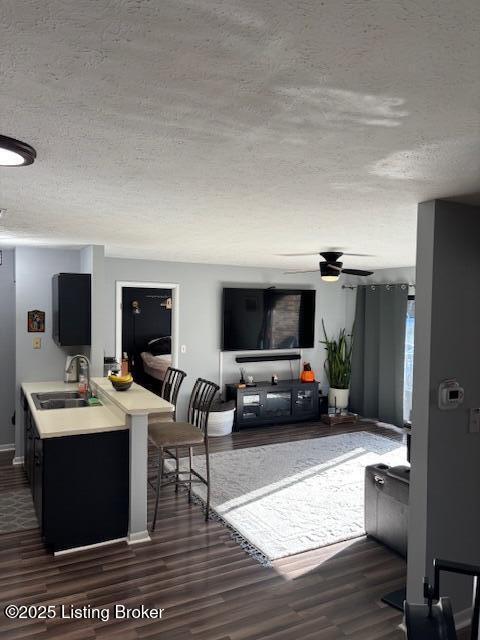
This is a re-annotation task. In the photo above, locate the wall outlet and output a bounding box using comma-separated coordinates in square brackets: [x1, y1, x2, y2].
[469, 408, 480, 433]
[33, 337, 41, 349]
[180, 344, 187, 354]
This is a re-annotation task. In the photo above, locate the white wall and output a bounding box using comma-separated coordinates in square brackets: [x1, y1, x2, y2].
[104, 257, 350, 417]
[14, 247, 81, 456]
[0, 249, 15, 447]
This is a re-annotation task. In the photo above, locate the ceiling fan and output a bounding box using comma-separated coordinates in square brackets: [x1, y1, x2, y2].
[281, 251, 374, 282]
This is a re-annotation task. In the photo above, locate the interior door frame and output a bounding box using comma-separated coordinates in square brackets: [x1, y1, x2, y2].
[115, 281, 179, 369]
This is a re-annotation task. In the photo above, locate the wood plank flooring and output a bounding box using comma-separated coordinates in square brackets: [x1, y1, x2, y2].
[0, 420, 407, 639]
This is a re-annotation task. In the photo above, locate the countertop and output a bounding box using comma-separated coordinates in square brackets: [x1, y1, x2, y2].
[22, 379, 173, 439]
[91, 378, 173, 415]
[22, 381, 126, 439]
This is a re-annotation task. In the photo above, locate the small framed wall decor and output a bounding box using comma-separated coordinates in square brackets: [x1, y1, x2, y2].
[28, 310, 45, 333]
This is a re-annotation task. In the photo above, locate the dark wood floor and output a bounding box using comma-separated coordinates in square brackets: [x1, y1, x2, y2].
[0, 420, 407, 639]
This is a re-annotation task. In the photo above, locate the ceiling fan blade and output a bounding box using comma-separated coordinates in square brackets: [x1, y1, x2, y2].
[341, 253, 375, 257]
[341, 268, 374, 276]
[284, 269, 319, 274]
[328, 264, 342, 271]
[276, 252, 320, 257]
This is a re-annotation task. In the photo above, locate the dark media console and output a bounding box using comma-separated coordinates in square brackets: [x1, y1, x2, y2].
[226, 379, 320, 430]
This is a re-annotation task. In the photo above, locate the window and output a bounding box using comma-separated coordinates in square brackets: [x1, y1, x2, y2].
[403, 298, 415, 423]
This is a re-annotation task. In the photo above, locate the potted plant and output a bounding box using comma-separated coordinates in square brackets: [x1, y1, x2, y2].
[321, 320, 353, 410]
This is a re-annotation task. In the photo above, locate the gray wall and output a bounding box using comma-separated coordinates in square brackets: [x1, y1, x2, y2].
[0, 249, 15, 446]
[104, 257, 349, 418]
[407, 200, 480, 613]
[14, 247, 81, 456]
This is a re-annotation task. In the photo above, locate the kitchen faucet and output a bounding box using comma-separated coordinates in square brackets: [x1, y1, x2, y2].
[65, 354, 91, 399]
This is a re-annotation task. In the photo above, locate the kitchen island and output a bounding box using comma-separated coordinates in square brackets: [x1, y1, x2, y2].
[21, 378, 173, 554]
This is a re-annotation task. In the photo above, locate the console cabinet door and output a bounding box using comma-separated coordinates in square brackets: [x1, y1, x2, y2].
[263, 390, 292, 418]
[238, 392, 263, 423]
[293, 387, 315, 417]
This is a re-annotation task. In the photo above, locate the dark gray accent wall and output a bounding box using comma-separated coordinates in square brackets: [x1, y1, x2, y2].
[0, 249, 15, 446]
[408, 200, 480, 614]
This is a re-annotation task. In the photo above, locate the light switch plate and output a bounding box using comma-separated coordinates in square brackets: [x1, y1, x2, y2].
[33, 337, 41, 349]
[469, 408, 480, 433]
[180, 345, 187, 354]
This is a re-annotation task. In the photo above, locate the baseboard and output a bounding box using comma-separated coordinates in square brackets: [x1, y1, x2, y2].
[127, 530, 151, 545]
[0, 443, 15, 452]
[12, 455, 24, 465]
[54, 537, 127, 556]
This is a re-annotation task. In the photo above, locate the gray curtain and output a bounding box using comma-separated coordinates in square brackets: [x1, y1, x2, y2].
[350, 284, 408, 427]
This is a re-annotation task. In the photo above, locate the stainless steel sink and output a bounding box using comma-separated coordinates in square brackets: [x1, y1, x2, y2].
[38, 398, 89, 410]
[35, 391, 82, 401]
[31, 392, 100, 410]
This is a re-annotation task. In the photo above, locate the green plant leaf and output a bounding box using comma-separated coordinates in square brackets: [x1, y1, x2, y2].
[321, 320, 354, 389]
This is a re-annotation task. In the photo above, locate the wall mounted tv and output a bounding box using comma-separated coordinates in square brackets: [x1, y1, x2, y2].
[222, 288, 315, 351]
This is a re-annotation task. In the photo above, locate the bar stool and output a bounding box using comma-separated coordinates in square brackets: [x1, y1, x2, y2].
[149, 377, 219, 530]
[149, 366, 187, 423]
[148, 366, 187, 490]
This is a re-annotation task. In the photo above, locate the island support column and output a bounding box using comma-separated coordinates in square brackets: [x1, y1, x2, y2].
[127, 412, 151, 544]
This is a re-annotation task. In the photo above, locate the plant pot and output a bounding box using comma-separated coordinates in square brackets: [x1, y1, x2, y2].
[328, 387, 349, 410]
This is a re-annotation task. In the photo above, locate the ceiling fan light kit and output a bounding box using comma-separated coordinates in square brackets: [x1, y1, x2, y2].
[320, 260, 342, 282]
[0, 134, 37, 166]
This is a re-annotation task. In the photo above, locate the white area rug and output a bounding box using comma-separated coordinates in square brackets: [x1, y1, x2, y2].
[172, 431, 407, 562]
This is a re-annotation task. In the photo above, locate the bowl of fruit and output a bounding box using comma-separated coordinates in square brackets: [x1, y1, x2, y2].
[108, 373, 133, 391]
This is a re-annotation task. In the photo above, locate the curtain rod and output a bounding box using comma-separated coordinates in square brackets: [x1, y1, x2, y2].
[341, 283, 416, 290]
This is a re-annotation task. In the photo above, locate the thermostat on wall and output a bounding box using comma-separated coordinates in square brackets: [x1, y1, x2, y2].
[438, 379, 464, 410]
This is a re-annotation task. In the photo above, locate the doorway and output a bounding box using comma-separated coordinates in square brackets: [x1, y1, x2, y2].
[115, 282, 179, 392]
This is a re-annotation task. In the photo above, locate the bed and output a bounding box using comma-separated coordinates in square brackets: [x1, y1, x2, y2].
[140, 351, 172, 381]
[140, 336, 172, 382]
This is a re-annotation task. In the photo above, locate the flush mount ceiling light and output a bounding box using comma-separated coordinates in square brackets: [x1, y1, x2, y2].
[0, 135, 36, 166]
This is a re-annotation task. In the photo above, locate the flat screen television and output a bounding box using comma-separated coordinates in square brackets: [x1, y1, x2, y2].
[222, 288, 315, 351]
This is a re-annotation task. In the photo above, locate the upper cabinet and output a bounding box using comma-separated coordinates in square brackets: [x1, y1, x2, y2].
[52, 273, 91, 346]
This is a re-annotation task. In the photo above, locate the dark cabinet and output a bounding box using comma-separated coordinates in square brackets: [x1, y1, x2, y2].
[41, 430, 129, 551]
[32, 431, 43, 525]
[22, 391, 34, 483]
[226, 379, 319, 429]
[24, 406, 129, 552]
[52, 273, 91, 346]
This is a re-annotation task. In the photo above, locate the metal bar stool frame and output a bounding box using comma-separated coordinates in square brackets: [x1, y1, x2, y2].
[151, 377, 219, 529]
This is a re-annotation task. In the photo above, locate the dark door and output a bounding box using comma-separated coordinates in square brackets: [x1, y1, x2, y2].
[121, 287, 172, 386]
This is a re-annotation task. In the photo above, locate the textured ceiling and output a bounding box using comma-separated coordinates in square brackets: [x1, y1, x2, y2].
[0, 0, 479, 269]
